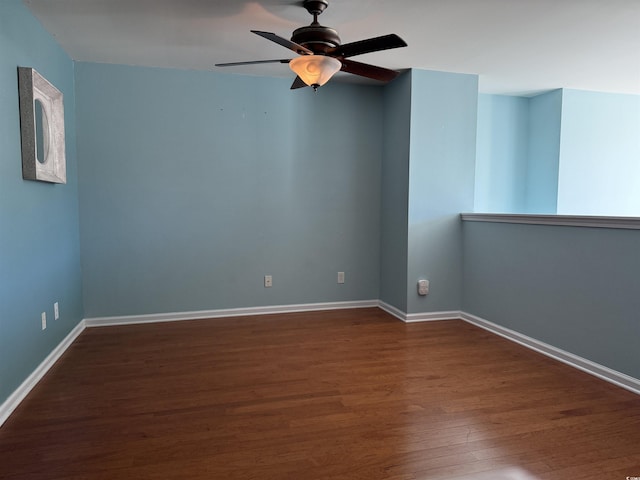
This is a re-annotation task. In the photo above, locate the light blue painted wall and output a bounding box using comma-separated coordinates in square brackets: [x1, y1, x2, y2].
[475, 94, 529, 213]
[75, 63, 383, 317]
[379, 72, 411, 312]
[407, 69, 478, 314]
[525, 90, 562, 214]
[462, 220, 640, 379]
[0, 0, 83, 404]
[476, 90, 562, 215]
[558, 89, 640, 216]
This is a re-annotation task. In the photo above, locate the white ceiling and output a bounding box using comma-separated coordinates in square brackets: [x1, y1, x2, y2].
[24, 0, 640, 96]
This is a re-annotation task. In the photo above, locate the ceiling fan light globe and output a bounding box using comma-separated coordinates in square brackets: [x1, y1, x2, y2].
[289, 55, 341, 88]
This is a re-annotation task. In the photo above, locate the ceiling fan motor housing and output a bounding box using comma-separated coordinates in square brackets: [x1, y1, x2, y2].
[293, 0, 339, 53]
[291, 24, 341, 53]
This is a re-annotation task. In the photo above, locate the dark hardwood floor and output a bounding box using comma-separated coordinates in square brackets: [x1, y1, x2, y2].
[1, 308, 639, 479]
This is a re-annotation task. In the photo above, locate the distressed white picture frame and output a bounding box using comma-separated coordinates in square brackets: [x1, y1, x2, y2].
[18, 67, 66, 184]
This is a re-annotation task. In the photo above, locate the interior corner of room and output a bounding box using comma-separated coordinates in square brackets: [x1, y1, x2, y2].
[1, 0, 639, 431]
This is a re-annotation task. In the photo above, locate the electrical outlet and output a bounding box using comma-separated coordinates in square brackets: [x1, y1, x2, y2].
[337, 271, 345, 284]
[54, 302, 59, 320]
[41, 312, 47, 330]
[264, 275, 272, 288]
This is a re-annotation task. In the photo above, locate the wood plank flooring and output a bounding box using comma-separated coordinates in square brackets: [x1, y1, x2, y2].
[1, 308, 639, 479]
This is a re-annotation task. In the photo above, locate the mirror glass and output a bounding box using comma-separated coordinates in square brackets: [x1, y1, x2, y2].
[34, 99, 49, 164]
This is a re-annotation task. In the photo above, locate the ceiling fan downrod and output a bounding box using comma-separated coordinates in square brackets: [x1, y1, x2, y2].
[292, 0, 340, 52]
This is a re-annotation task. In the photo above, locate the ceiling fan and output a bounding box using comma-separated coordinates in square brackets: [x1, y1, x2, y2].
[215, 0, 408, 91]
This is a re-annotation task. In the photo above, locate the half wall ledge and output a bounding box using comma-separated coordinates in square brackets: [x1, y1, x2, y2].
[461, 213, 640, 230]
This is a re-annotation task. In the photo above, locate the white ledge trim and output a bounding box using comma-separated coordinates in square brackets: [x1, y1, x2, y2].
[461, 213, 640, 230]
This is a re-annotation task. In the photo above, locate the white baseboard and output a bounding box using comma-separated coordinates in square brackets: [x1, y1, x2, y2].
[377, 301, 407, 321]
[405, 310, 462, 323]
[378, 302, 461, 323]
[2, 301, 377, 427]
[4, 303, 638, 429]
[379, 305, 640, 395]
[85, 300, 379, 327]
[0, 320, 86, 428]
[460, 312, 640, 395]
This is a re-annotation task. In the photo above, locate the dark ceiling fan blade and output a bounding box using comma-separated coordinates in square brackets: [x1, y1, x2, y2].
[340, 59, 400, 82]
[328, 34, 407, 58]
[251, 30, 313, 56]
[290, 76, 308, 89]
[215, 59, 291, 67]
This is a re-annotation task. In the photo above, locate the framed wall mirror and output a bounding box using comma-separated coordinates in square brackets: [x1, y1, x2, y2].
[18, 67, 66, 184]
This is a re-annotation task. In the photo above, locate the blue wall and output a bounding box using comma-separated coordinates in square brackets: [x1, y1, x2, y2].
[476, 88, 640, 216]
[0, 0, 83, 404]
[75, 63, 383, 317]
[475, 90, 562, 214]
[558, 89, 640, 216]
[379, 72, 411, 312]
[475, 94, 529, 213]
[462, 220, 640, 379]
[407, 70, 478, 314]
[525, 90, 562, 213]
[379, 69, 478, 315]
